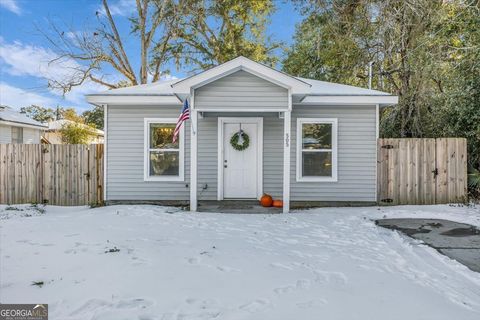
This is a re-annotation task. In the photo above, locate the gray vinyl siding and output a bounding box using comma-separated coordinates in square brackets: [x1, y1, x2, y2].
[291, 105, 377, 201]
[0, 124, 12, 143]
[106, 104, 376, 202]
[263, 116, 283, 198]
[107, 107, 283, 201]
[106, 105, 190, 201]
[23, 128, 41, 144]
[0, 124, 41, 144]
[195, 70, 288, 110]
[197, 116, 217, 200]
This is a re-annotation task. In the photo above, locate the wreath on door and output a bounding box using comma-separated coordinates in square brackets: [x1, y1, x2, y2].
[230, 128, 250, 151]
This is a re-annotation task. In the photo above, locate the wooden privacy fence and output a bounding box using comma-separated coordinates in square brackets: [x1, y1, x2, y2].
[377, 138, 467, 205]
[0, 140, 468, 206]
[0, 144, 103, 206]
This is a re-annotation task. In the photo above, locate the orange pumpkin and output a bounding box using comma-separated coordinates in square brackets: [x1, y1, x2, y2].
[260, 193, 273, 207]
[272, 199, 283, 208]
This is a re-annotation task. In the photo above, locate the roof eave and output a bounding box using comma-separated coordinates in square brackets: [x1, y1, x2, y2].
[0, 119, 48, 129]
[86, 95, 182, 106]
[298, 95, 398, 107]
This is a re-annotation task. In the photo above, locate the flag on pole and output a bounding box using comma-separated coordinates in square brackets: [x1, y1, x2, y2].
[173, 99, 190, 143]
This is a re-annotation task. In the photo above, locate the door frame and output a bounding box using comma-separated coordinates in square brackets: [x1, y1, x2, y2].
[217, 117, 263, 200]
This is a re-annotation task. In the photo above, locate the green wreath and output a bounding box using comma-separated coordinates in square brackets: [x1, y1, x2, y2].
[230, 131, 250, 151]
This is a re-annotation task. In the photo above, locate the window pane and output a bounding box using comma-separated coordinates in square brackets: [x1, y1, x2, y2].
[302, 152, 332, 177]
[150, 123, 178, 149]
[150, 151, 180, 176]
[302, 123, 332, 149]
[11, 127, 23, 144]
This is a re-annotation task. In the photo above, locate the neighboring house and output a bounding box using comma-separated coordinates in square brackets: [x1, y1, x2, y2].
[0, 106, 47, 144]
[86, 56, 398, 212]
[44, 119, 104, 144]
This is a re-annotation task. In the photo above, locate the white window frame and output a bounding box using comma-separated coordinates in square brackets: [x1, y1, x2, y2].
[296, 118, 338, 182]
[144, 118, 184, 182]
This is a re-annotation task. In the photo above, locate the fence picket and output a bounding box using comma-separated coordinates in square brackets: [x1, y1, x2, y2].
[0, 144, 104, 206]
[378, 138, 467, 205]
[0, 140, 469, 206]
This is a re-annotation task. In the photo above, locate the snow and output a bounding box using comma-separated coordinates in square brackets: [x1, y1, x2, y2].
[1, 204, 480, 320]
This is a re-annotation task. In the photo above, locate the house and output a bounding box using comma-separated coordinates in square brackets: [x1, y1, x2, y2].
[0, 106, 47, 144]
[86, 56, 398, 213]
[43, 119, 104, 144]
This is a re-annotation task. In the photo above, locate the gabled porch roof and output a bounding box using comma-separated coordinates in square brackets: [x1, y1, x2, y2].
[171, 56, 311, 95]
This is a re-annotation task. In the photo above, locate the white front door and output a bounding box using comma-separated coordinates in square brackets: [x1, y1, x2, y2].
[221, 118, 262, 199]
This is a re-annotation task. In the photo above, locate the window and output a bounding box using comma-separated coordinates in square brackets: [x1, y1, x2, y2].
[296, 118, 337, 182]
[11, 127, 23, 144]
[144, 118, 184, 181]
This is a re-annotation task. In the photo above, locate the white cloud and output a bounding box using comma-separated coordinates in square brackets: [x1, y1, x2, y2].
[160, 74, 178, 81]
[0, 39, 106, 105]
[0, 83, 56, 109]
[0, 0, 21, 15]
[63, 81, 103, 105]
[0, 40, 79, 80]
[98, 0, 135, 16]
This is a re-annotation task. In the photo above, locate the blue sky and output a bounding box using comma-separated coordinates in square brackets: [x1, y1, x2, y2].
[0, 0, 302, 113]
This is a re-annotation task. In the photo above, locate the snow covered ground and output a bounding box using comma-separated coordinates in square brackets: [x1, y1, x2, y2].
[1, 204, 480, 320]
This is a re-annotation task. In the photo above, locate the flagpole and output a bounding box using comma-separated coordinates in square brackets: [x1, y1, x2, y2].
[189, 98, 195, 135]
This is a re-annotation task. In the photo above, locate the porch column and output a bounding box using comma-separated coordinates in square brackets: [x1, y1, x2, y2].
[283, 110, 291, 213]
[190, 108, 198, 212]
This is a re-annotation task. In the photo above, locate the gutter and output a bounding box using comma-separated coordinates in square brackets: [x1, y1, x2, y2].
[0, 119, 48, 129]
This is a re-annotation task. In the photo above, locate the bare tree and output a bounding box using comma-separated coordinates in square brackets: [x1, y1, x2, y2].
[42, 0, 179, 94]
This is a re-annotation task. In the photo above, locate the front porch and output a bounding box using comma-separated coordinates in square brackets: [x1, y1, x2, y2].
[189, 110, 292, 213]
[197, 200, 282, 214]
[168, 58, 312, 214]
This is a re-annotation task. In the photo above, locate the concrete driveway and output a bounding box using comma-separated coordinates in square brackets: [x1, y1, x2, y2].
[376, 218, 480, 272]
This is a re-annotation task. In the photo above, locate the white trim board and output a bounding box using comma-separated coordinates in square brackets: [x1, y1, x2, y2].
[190, 90, 198, 211]
[86, 95, 181, 106]
[282, 107, 292, 214]
[0, 120, 47, 130]
[103, 104, 108, 201]
[195, 107, 289, 113]
[217, 117, 264, 201]
[143, 118, 185, 182]
[296, 118, 338, 182]
[375, 103, 380, 202]
[299, 95, 398, 106]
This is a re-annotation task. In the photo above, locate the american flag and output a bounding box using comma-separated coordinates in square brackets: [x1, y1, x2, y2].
[173, 99, 190, 143]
